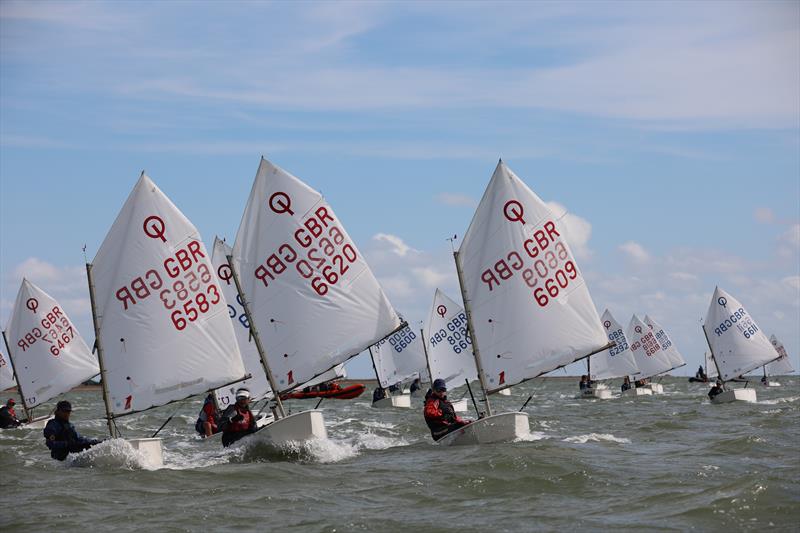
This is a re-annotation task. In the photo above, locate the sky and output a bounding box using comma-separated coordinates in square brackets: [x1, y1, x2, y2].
[1, 1, 798, 380]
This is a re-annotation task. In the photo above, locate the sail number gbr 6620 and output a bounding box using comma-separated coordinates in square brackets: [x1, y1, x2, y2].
[479, 219, 580, 307]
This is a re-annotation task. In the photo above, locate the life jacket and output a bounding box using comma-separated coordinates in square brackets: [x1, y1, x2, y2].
[424, 396, 457, 440]
[227, 405, 254, 433]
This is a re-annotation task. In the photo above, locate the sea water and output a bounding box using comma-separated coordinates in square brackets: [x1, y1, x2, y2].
[1, 377, 798, 532]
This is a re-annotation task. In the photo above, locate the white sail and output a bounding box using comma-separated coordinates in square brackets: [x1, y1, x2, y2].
[644, 315, 686, 371]
[591, 309, 639, 380]
[457, 160, 607, 392]
[232, 157, 402, 392]
[0, 347, 15, 392]
[704, 287, 779, 381]
[298, 363, 347, 389]
[371, 324, 426, 387]
[90, 173, 246, 416]
[4, 279, 99, 408]
[766, 334, 794, 376]
[424, 289, 478, 387]
[210, 237, 272, 409]
[627, 314, 673, 379]
[706, 353, 719, 379]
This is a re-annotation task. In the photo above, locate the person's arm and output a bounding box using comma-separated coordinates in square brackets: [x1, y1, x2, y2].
[218, 406, 238, 431]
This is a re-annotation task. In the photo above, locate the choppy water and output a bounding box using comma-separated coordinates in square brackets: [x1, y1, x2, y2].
[1, 377, 798, 532]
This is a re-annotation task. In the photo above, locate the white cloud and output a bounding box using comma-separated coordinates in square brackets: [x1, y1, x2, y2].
[754, 207, 776, 223]
[546, 201, 593, 260]
[411, 267, 452, 289]
[372, 233, 418, 257]
[669, 272, 698, 282]
[435, 193, 477, 207]
[618, 241, 651, 264]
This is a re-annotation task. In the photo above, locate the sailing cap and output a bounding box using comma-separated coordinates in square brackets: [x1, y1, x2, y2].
[7, 398, 15, 406]
[433, 379, 447, 391]
[56, 400, 72, 412]
[235, 388, 251, 400]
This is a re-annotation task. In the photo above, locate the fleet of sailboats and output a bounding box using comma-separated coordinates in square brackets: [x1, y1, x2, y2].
[0, 157, 796, 459]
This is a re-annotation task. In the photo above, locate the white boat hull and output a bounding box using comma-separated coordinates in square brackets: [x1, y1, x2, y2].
[764, 381, 780, 387]
[497, 388, 511, 396]
[436, 412, 530, 446]
[577, 388, 612, 400]
[451, 398, 468, 412]
[22, 415, 52, 430]
[645, 383, 664, 394]
[711, 388, 757, 404]
[128, 437, 164, 468]
[250, 410, 327, 445]
[371, 394, 411, 409]
[622, 387, 652, 397]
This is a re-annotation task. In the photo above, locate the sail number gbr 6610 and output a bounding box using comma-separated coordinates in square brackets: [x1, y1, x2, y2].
[479, 219, 581, 307]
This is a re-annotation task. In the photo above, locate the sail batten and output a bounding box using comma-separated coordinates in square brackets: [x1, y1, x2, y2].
[456, 160, 608, 392]
[90, 173, 246, 416]
[232, 157, 402, 393]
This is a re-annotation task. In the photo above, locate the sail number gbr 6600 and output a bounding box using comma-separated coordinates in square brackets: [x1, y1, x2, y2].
[479, 220, 580, 308]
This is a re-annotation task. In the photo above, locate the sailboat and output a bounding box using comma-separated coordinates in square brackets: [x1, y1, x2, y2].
[587, 309, 644, 398]
[441, 160, 611, 445]
[421, 288, 479, 412]
[86, 173, 249, 466]
[626, 314, 677, 394]
[0, 348, 14, 393]
[702, 287, 780, 404]
[642, 314, 687, 393]
[227, 157, 405, 444]
[2, 279, 100, 429]
[368, 324, 424, 409]
[762, 335, 794, 387]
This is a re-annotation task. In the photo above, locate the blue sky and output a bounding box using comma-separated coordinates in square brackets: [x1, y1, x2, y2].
[1, 1, 798, 379]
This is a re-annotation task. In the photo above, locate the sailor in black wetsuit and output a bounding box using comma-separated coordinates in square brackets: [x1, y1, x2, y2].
[43, 401, 102, 461]
[708, 380, 724, 400]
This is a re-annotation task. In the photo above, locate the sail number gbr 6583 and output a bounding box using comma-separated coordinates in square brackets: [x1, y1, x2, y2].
[479, 220, 580, 308]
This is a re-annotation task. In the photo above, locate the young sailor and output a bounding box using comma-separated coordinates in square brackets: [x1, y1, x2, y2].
[218, 388, 258, 447]
[708, 380, 724, 400]
[195, 394, 220, 438]
[43, 401, 102, 461]
[0, 398, 21, 429]
[621, 376, 632, 392]
[372, 386, 387, 403]
[423, 379, 472, 441]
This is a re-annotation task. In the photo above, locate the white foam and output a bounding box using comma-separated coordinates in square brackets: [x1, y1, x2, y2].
[563, 433, 631, 444]
[758, 395, 799, 405]
[68, 438, 156, 470]
[515, 431, 548, 442]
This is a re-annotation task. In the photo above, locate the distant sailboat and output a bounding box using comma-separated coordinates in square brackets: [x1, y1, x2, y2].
[702, 287, 780, 404]
[87, 173, 249, 465]
[442, 160, 611, 445]
[421, 288, 478, 412]
[762, 334, 794, 387]
[368, 324, 424, 409]
[642, 314, 687, 393]
[626, 314, 678, 394]
[590, 309, 646, 398]
[2, 279, 99, 428]
[228, 157, 405, 443]
[0, 348, 14, 393]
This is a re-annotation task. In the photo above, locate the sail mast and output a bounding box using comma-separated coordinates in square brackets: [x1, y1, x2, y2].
[226, 255, 286, 418]
[701, 323, 724, 388]
[1, 330, 33, 423]
[420, 328, 434, 385]
[85, 262, 117, 438]
[453, 250, 493, 416]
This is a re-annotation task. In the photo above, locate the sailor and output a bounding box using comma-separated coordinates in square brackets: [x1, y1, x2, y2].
[218, 388, 258, 447]
[195, 393, 219, 438]
[621, 376, 632, 392]
[423, 378, 471, 441]
[708, 380, 724, 400]
[0, 398, 21, 429]
[695, 365, 707, 381]
[43, 400, 102, 461]
[372, 386, 387, 403]
[579, 375, 590, 391]
[410, 378, 421, 395]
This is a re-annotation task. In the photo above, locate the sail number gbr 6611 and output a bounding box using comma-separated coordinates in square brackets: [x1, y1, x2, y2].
[114, 240, 222, 332]
[479, 220, 580, 308]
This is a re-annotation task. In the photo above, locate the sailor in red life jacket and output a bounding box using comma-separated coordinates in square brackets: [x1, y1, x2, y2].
[195, 394, 219, 438]
[218, 388, 258, 447]
[424, 379, 472, 441]
[0, 398, 22, 429]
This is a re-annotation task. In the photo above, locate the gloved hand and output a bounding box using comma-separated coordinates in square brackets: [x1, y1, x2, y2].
[231, 414, 244, 423]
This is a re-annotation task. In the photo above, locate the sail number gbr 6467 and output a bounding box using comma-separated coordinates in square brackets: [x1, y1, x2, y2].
[479, 220, 580, 308]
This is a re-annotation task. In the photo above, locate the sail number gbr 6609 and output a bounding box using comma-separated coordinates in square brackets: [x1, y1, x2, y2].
[479, 219, 580, 307]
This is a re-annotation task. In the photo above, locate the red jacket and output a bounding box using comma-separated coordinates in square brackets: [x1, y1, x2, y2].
[424, 397, 465, 425]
